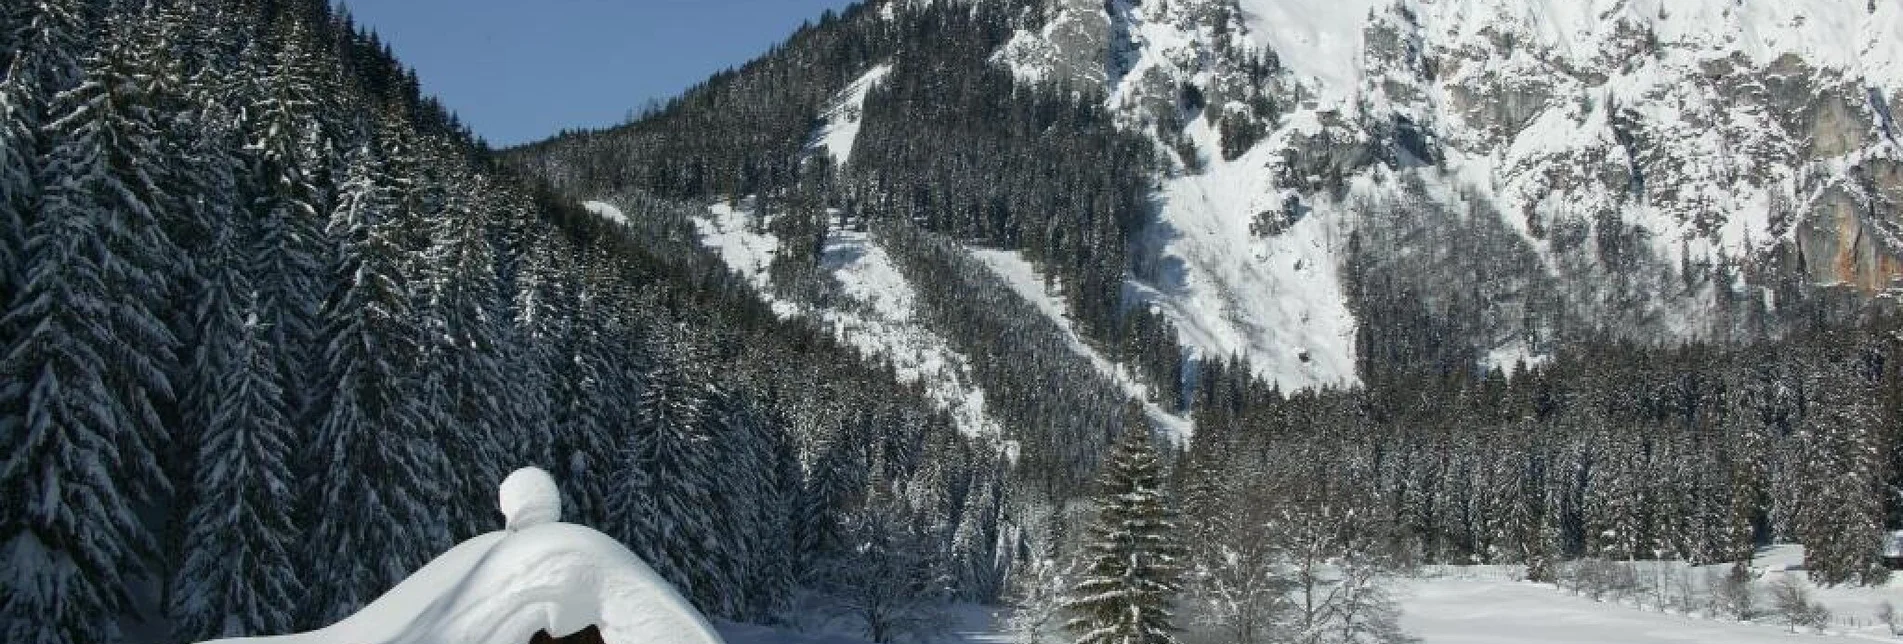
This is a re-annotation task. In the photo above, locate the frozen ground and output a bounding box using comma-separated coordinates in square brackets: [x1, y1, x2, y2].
[1401, 577, 1845, 644]
[1405, 546, 1903, 643]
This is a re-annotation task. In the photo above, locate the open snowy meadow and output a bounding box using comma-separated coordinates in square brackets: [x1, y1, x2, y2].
[1403, 547, 1903, 644]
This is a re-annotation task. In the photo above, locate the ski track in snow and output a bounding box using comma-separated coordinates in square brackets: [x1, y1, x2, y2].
[968, 247, 1194, 442]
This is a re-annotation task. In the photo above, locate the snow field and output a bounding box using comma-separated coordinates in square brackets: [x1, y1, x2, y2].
[1135, 115, 1363, 391]
[1407, 546, 1903, 643]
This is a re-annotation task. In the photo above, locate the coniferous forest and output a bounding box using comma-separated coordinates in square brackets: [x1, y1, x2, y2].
[5, 1, 1903, 644]
[2, 1, 1004, 642]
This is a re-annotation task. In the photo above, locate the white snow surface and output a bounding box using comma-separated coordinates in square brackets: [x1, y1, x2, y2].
[690, 201, 1000, 437]
[581, 200, 629, 227]
[1402, 575, 1842, 644]
[1134, 118, 1362, 391]
[808, 64, 892, 166]
[1239, 0, 1903, 101]
[1235, 0, 1381, 103]
[692, 202, 802, 319]
[200, 483, 722, 644]
[498, 467, 561, 531]
[1407, 546, 1903, 643]
[969, 247, 1193, 442]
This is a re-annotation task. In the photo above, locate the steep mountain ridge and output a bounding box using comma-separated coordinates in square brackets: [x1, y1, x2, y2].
[999, 0, 1903, 381]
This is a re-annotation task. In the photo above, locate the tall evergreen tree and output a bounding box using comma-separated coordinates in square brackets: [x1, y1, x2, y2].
[305, 139, 447, 626]
[242, 16, 332, 433]
[419, 162, 513, 540]
[1796, 351, 1890, 586]
[1064, 429, 1185, 644]
[167, 247, 305, 639]
[0, 13, 181, 642]
[612, 327, 722, 605]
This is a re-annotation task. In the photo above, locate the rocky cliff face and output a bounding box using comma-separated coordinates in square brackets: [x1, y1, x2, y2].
[989, 0, 1903, 382]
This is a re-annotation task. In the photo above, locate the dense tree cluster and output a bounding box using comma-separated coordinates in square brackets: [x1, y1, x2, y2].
[0, 1, 1006, 642]
[1185, 322, 1903, 588]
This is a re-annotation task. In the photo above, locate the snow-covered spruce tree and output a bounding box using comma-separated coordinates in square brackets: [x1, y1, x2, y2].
[240, 16, 334, 430]
[612, 325, 721, 604]
[164, 65, 307, 638]
[167, 251, 305, 639]
[486, 189, 555, 468]
[952, 474, 1008, 602]
[550, 247, 635, 531]
[1063, 429, 1185, 644]
[419, 160, 513, 540]
[304, 137, 448, 627]
[0, 13, 183, 643]
[704, 390, 799, 620]
[1794, 350, 1889, 586]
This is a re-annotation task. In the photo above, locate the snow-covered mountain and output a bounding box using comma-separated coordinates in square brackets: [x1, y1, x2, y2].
[996, 0, 1903, 383]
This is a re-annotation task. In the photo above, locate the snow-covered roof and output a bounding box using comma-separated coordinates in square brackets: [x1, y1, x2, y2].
[199, 467, 724, 644]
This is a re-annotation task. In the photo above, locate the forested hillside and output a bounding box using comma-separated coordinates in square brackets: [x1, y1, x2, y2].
[0, 1, 1005, 642]
[513, 1, 1903, 641]
[512, 0, 1189, 497]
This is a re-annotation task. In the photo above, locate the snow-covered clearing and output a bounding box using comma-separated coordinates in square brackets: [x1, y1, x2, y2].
[581, 200, 630, 227]
[1407, 546, 1903, 643]
[1402, 576, 1845, 644]
[689, 200, 999, 437]
[1234, 0, 1379, 102]
[694, 202, 788, 305]
[817, 227, 1001, 437]
[968, 247, 1193, 442]
[808, 64, 892, 166]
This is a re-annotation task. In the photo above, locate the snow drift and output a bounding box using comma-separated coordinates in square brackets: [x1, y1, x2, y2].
[198, 467, 724, 644]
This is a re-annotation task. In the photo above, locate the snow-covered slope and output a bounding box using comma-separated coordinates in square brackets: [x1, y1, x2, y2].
[1137, 116, 1362, 390]
[200, 467, 723, 644]
[995, 0, 1903, 383]
[970, 248, 1194, 441]
[689, 200, 1001, 437]
[809, 64, 893, 166]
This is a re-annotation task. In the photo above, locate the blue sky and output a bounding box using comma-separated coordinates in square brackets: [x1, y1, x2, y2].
[337, 0, 860, 147]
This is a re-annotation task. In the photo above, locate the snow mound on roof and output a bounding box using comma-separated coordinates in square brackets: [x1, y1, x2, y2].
[199, 476, 723, 644]
[498, 467, 561, 531]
